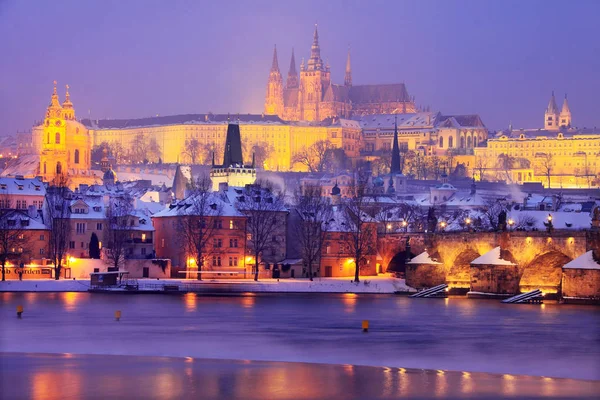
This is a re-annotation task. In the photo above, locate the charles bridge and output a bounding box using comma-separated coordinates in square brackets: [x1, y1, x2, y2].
[378, 230, 600, 296]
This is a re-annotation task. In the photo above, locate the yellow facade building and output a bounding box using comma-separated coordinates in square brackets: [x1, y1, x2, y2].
[474, 93, 600, 188]
[84, 114, 360, 172]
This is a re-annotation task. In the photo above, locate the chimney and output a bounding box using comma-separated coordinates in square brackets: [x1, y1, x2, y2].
[27, 205, 37, 219]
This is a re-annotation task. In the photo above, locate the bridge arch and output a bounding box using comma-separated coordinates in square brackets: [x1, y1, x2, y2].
[387, 250, 416, 278]
[519, 251, 572, 294]
[447, 248, 480, 289]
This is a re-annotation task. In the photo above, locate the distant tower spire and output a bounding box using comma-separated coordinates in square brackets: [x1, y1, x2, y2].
[544, 91, 560, 130]
[390, 116, 401, 174]
[559, 93, 572, 128]
[286, 48, 298, 89]
[264, 45, 284, 116]
[307, 24, 323, 71]
[271, 45, 280, 72]
[344, 46, 352, 87]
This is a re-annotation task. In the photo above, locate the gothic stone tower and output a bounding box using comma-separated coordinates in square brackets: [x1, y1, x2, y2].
[559, 94, 572, 128]
[544, 91, 560, 130]
[298, 25, 331, 121]
[264, 46, 284, 116]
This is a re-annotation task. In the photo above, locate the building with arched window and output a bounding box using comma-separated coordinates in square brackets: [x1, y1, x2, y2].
[36, 81, 95, 187]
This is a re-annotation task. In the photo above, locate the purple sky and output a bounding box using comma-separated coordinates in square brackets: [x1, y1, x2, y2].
[1, 0, 599, 135]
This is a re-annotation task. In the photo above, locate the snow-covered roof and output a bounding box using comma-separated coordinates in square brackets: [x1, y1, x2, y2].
[0, 154, 40, 178]
[471, 247, 515, 266]
[562, 251, 600, 270]
[408, 251, 441, 265]
[0, 176, 45, 196]
[355, 112, 439, 130]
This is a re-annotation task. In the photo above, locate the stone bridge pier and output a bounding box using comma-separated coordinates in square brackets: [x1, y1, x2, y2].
[379, 230, 597, 295]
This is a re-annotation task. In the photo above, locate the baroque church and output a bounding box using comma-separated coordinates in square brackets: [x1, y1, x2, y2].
[264, 25, 416, 122]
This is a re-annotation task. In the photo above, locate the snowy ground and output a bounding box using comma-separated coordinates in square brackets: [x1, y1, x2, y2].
[0, 275, 415, 294]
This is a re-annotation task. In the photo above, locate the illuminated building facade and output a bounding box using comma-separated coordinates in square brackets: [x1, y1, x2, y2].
[265, 26, 416, 122]
[37, 82, 95, 185]
[474, 93, 600, 188]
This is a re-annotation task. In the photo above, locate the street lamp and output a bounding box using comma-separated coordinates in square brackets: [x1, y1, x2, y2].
[439, 221, 447, 231]
[401, 220, 408, 232]
[386, 223, 392, 233]
[508, 218, 515, 230]
[547, 214, 553, 222]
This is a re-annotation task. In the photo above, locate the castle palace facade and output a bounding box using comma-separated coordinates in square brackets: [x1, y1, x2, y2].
[264, 26, 416, 122]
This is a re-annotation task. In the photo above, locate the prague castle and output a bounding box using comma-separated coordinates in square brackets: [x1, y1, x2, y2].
[264, 26, 416, 122]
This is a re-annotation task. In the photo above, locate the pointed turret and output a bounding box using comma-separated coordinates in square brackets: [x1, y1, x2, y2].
[307, 24, 323, 71]
[546, 91, 559, 114]
[62, 84, 75, 120]
[46, 80, 63, 119]
[544, 91, 560, 130]
[390, 116, 402, 174]
[264, 45, 284, 116]
[286, 48, 298, 89]
[559, 94, 572, 128]
[271, 45, 280, 72]
[344, 47, 352, 87]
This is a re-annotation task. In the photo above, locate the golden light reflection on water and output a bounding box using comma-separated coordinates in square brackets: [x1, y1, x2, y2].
[32, 370, 81, 400]
[342, 293, 357, 313]
[398, 367, 409, 396]
[184, 293, 197, 312]
[62, 292, 81, 312]
[241, 294, 255, 309]
[382, 367, 393, 397]
[461, 371, 473, 394]
[542, 376, 556, 397]
[435, 369, 447, 397]
[502, 373, 516, 396]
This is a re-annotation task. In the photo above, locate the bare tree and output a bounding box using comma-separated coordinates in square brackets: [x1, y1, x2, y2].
[294, 185, 332, 281]
[0, 196, 27, 281]
[445, 149, 458, 175]
[537, 153, 553, 189]
[371, 150, 391, 176]
[178, 175, 223, 280]
[238, 183, 286, 281]
[497, 153, 516, 183]
[105, 194, 134, 271]
[515, 213, 537, 230]
[46, 174, 72, 280]
[475, 156, 488, 181]
[324, 148, 351, 173]
[292, 140, 334, 173]
[249, 141, 274, 169]
[183, 138, 202, 165]
[481, 199, 508, 231]
[344, 175, 377, 282]
[109, 142, 125, 164]
[200, 142, 219, 165]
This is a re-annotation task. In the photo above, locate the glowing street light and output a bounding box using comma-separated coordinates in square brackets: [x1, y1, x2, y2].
[508, 218, 515, 230]
[465, 218, 471, 225]
[547, 214, 553, 222]
[439, 221, 447, 230]
[386, 223, 392, 233]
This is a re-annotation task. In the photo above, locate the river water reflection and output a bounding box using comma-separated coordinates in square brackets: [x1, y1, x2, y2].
[0, 293, 598, 383]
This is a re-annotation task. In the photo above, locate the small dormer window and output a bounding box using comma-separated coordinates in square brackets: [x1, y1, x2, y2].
[17, 185, 23, 190]
[34, 186, 40, 191]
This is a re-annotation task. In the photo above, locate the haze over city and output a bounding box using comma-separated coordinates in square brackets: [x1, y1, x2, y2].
[1, 0, 599, 136]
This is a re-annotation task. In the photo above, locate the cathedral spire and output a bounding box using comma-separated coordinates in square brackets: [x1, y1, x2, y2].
[559, 93, 572, 128]
[286, 48, 298, 89]
[390, 115, 401, 174]
[561, 93, 570, 114]
[271, 45, 280, 72]
[344, 46, 352, 87]
[307, 24, 323, 71]
[546, 90, 559, 114]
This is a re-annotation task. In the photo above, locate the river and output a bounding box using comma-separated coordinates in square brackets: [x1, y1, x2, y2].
[0, 293, 598, 398]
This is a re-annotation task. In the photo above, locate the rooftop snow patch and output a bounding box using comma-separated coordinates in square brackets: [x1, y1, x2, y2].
[562, 251, 600, 270]
[408, 251, 441, 265]
[471, 247, 515, 266]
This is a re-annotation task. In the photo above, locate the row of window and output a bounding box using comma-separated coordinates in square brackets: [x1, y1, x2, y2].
[212, 256, 239, 267]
